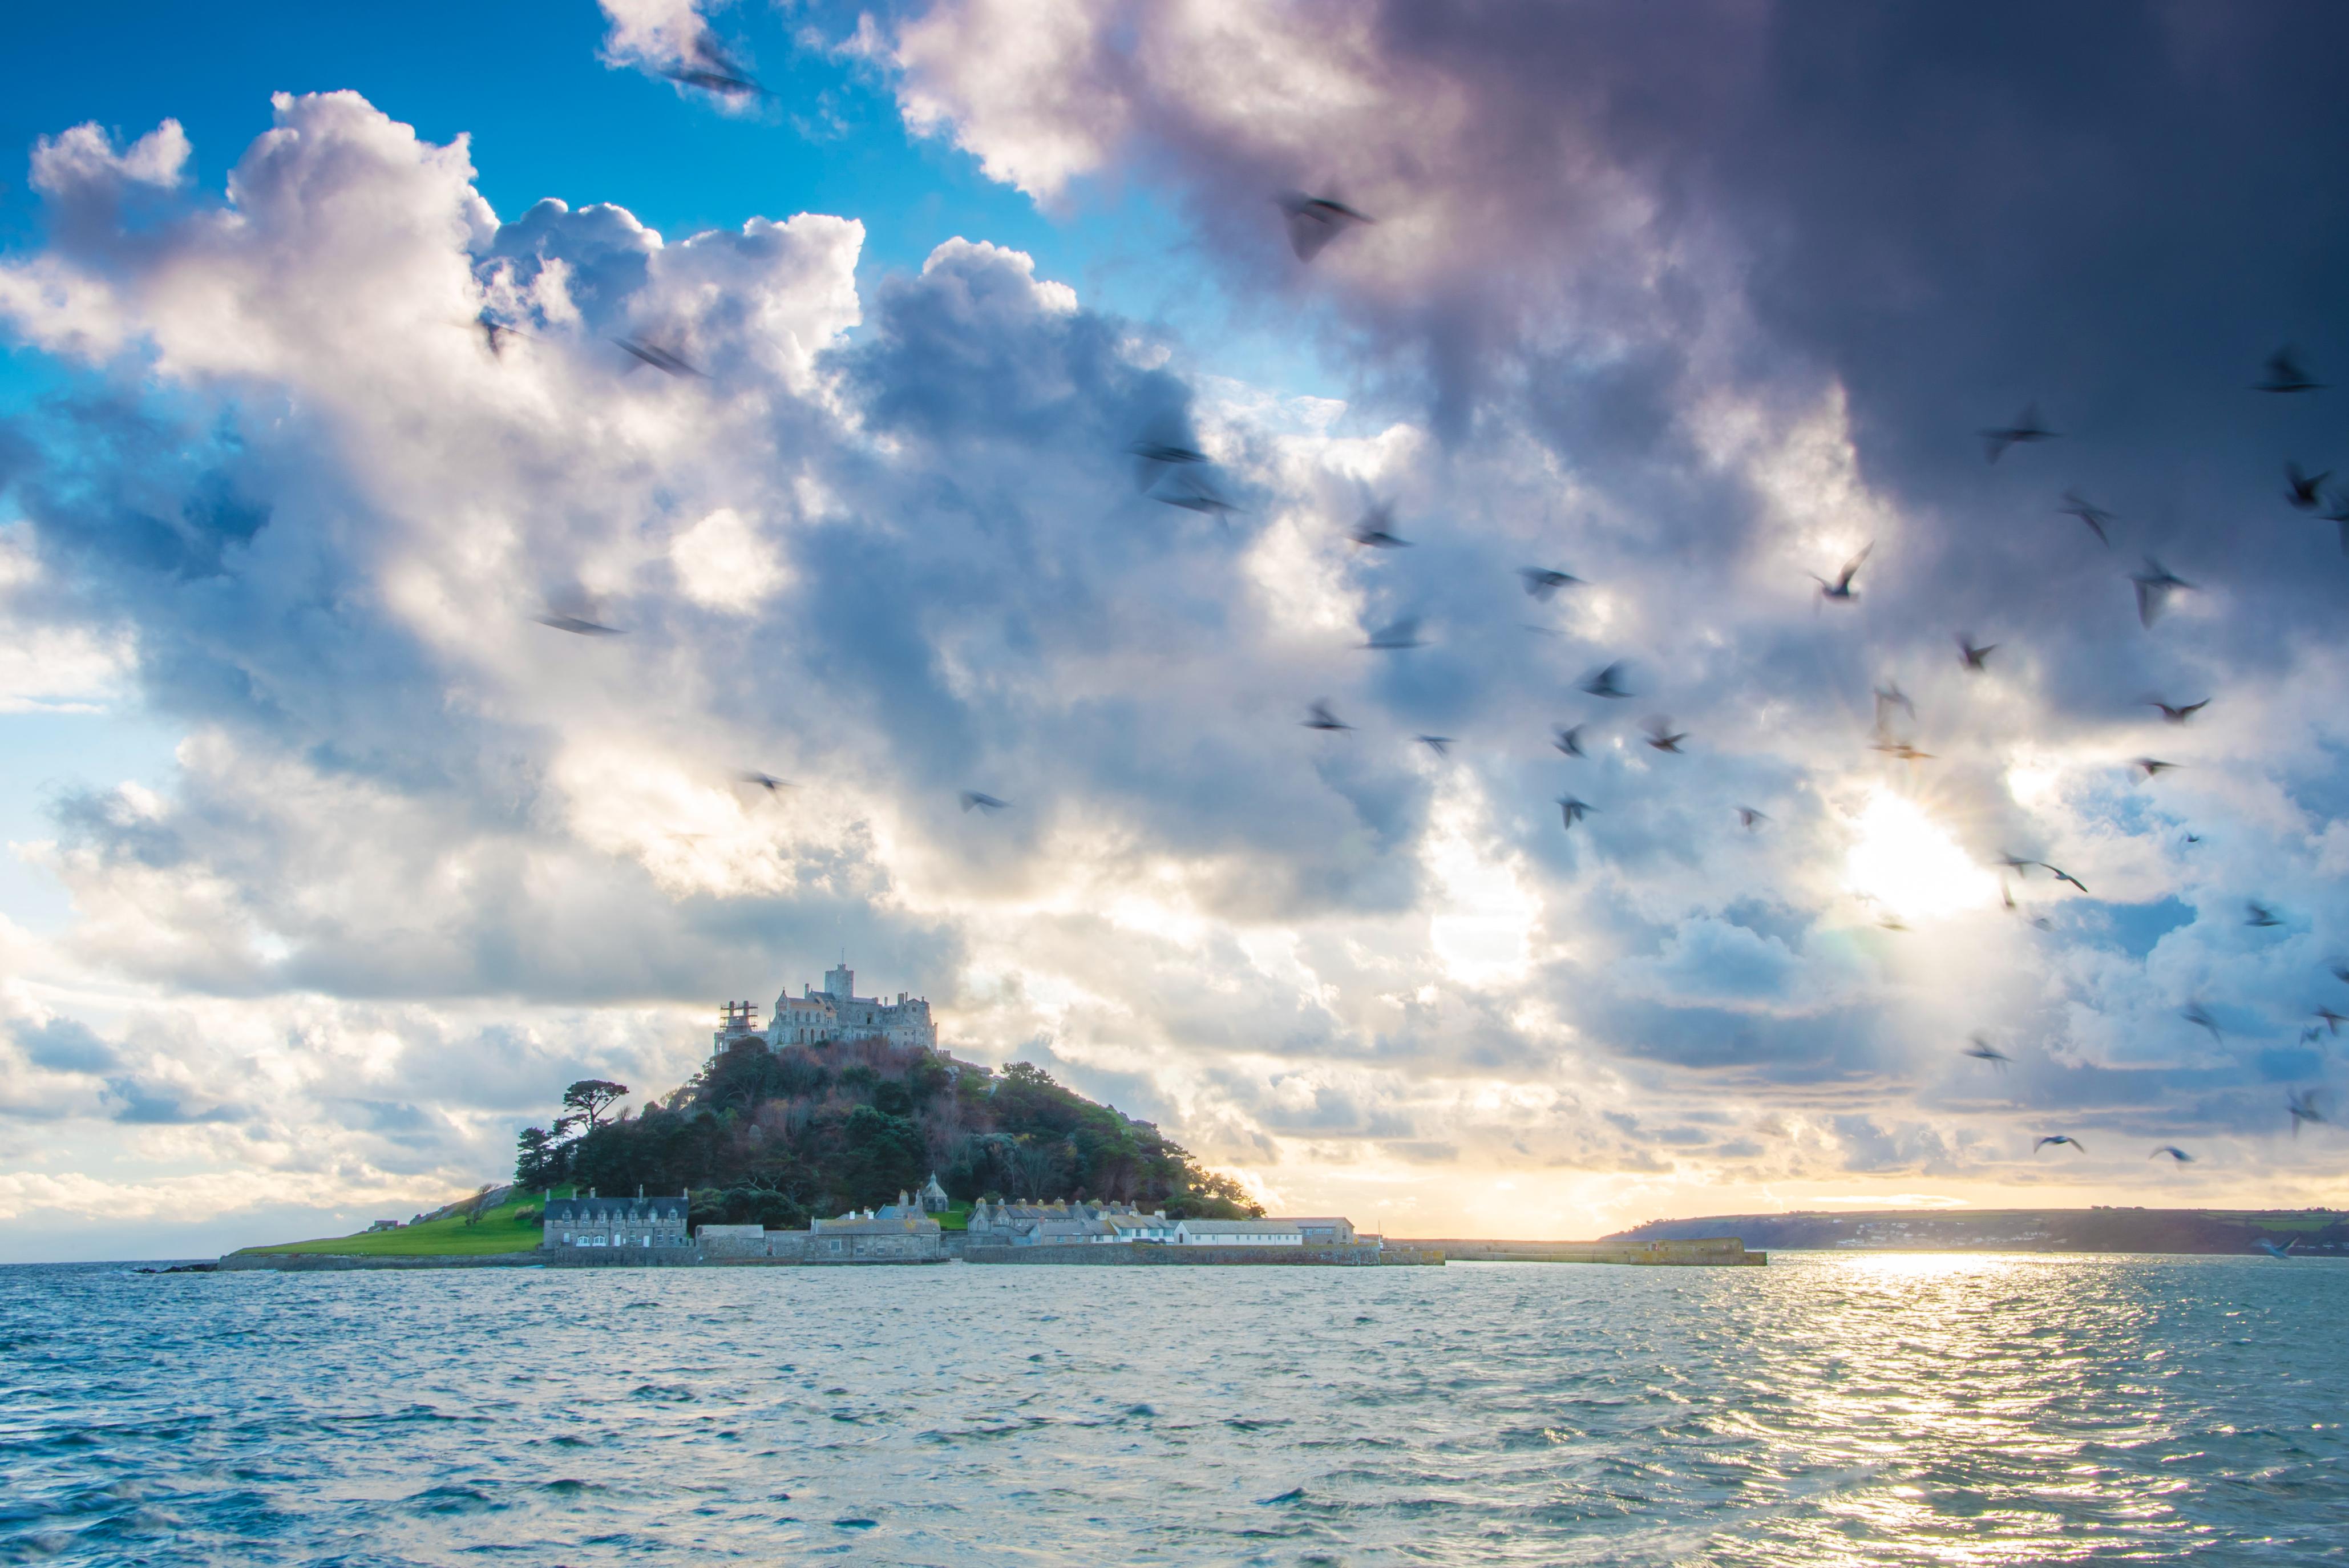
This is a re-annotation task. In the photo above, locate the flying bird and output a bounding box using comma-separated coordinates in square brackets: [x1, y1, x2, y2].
[1870, 740, 1935, 763]
[2059, 490, 2116, 547]
[2255, 346, 2323, 394]
[2181, 1001, 2222, 1042]
[532, 612, 623, 636]
[2150, 1145, 2194, 1163]
[1642, 716, 1688, 753]
[2132, 757, 2178, 779]
[2332, 961, 2349, 987]
[1519, 567, 1583, 601]
[1361, 616, 1425, 650]
[1958, 635, 1997, 671]
[1556, 795, 1595, 829]
[2131, 557, 2193, 628]
[1872, 681, 1915, 731]
[2149, 698, 2208, 724]
[1302, 700, 1353, 733]
[2037, 863, 2088, 894]
[738, 771, 792, 794]
[1349, 502, 1412, 548]
[2246, 900, 2283, 928]
[1964, 1034, 2010, 1070]
[2182, 832, 2204, 847]
[2302, 1025, 2324, 1046]
[1580, 662, 1634, 700]
[1553, 724, 1587, 758]
[2034, 1134, 2086, 1154]
[2285, 462, 2330, 511]
[2287, 1088, 2329, 1135]
[1155, 480, 1240, 517]
[1275, 190, 1376, 262]
[959, 791, 1009, 813]
[1812, 543, 1873, 603]
[2315, 1007, 2347, 1036]
[613, 337, 705, 378]
[658, 32, 767, 97]
[1737, 807, 1769, 831]
[1980, 402, 2059, 463]
[2254, 1237, 2299, 1260]
[1128, 431, 1208, 491]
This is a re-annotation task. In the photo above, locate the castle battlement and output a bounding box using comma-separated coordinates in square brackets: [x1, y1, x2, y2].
[713, 961, 939, 1054]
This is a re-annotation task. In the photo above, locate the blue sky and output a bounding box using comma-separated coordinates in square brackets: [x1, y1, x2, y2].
[3, 1, 2347, 1262]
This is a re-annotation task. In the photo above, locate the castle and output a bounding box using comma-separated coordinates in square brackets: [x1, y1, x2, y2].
[712, 961, 938, 1055]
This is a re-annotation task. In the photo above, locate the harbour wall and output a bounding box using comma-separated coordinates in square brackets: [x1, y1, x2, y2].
[1390, 1236, 1765, 1266]
[964, 1243, 1442, 1266]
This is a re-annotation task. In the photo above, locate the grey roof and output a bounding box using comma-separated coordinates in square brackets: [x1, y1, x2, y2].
[545, 1196, 687, 1221]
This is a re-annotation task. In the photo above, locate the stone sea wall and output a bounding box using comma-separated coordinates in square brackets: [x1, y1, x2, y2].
[964, 1243, 1442, 1266]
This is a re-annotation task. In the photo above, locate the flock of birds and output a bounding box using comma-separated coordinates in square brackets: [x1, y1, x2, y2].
[501, 139, 2337, 1197]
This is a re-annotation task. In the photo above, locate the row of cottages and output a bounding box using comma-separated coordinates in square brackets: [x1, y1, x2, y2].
[541, 1190, 693, 1251]
[965, 1198, 1356, 1248]
[697, 1187, 948, 1262]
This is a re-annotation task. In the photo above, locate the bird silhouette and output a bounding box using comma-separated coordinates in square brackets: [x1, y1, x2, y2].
[1871, 741, 1935, 763]
[1737, 806, 1769, 831]
[2131, 558, 2193, 628]
[1349, 501, 1412, 548]
[2181, 1001, 2222, 1042]
[2150, 1145, 2193, 1162]
[2287, 1088, 2329, 1135]
[2255, 346, 2324, 393]
[1556, 796, 1595, 829]
[1275, 190, 1374, 262]
[1155, 479, 1240, 516]
[1553, 724, 1587, 758]
[1302, 700, 1353, 733]
[1642, 716, 1688, 753]
[959, 791, 1009, 813]
[2246, 900, 2283, 928]
[2059, 490, 2116, 546]
[2035, 1134, 2086, 1153]
[1965, 1034, 2010, 1070]
[1980, 403, 2059, 462]
[1872, 681, 1915, 732]
[2286, 462, 2330, 511]
[658, 32, 768, 97]
[2182, 832, 2204, 847]
[2315, 1007, 2346, 1035]
[1127, 431, 1208, 492]
[739, 771, 792, 794]
[2037, 863, 2088, 894]
[2254, 1237, 2300, 1259]
[2133, 757, 2178, 779]
[613, 337, 704, 378]
[1958, 635, 1997, 671]
[1580, 663, 1634, 700]
[1415, 734, 1454, 757]
[1519, 567, 1583, 601]
[2149, 698, 2208, 724]
[532, 611, 624, 636]
[2332, 961, 2349, 987]
[1360, 616, 1425, 650]
[1812, 543, 1873, 603]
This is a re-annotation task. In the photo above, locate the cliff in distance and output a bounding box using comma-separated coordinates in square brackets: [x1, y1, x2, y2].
[1607, 1208, 2348, 1256]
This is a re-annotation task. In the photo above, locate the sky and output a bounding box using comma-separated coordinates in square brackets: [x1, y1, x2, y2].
[3, 1, 2347, 1262]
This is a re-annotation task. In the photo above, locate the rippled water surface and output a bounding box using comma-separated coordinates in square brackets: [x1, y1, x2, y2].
[3, 1253, 2345, 1564]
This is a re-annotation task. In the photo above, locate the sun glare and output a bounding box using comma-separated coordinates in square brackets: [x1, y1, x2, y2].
[1844, 791, 1996, 923]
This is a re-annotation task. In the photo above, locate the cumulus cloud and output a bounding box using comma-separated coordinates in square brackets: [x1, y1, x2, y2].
[4, 14, 2349, 1251]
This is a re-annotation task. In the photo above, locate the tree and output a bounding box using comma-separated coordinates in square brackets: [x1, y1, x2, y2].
[561, 1079, 629, 1130]
[514, 1126, 562, 1189]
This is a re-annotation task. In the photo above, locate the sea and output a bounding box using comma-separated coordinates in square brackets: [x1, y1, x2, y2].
[1, 1252, 2343, 1565]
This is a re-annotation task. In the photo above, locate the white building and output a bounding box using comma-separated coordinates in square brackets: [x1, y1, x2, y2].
[1174, 1218, 1304, 1247]
[769, 964, 937, 1052]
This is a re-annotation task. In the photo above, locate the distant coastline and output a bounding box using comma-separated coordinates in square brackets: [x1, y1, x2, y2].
[1607, 1207, 2348, 1256]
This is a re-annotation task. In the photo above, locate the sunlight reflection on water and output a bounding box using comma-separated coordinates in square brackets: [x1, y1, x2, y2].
[1, 1252, 2342, 1565]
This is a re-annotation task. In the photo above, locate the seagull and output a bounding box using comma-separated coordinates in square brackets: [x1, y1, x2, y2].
[1980, 403, 2059, 463]
[1579, 662, 1634, 700]
[1519, 567, 1583, 601]
[2288, 1088, 2328, 1134]
[1415, 735, 1454, 757]
[1128, 433, 1208, 491]
[1998, 852, 2039, 874]
[658, 32, 768, 98]
[2315, 1007, 2347, 1035]
[1642, 716, 1688, 753]
[2150, 1145, 2193, 1162]
[2302, 1025, 2324, 1046]
[739, 771, 792, 794]
[1349, 502, 1412, 548]
[1870, 740, 1935, 763]
[1812, 543, 1873, 603]
[2034, 1134, 2087, 1154]
[1556, 795, 1595, 829]
[471, 310, 534, 355]
[2131, 558, 2193, 628]
[1156, 480, 1240, 517]
[2059, 490, 2116, 546]
[613, 337, 705, 378]
[1877, 913, 1911, 932]
[1873, 681, 1915, 731]
[1737, 806, 1769, 831]
[1958, 635, 1997, 671]
[2037, 863, 2088, 894]
[1361, 617, 1424, 650]
[2255, 346, 2324, 394]
[2149, 698, 2208, 724]
[1275, 190, 1375, 262]
[1303, 700, 1353, 733]
[1964, 1034, 2011, 1070]
[959, 791, 1009, 813]
[2181, 1001, 2222, 1042]
[2286, 462, 2330, 511]
[1553, 724, 1587, 758]
[2132, 757, 2178, 779]
[2246, 900, 2283, 928]
[2254, 1237, 2299, 1260]
[532, 612, 624, 636]
[2182, 832, 2203, 847]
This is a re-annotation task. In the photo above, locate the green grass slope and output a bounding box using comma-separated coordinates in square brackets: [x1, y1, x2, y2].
[240, 1191, 549, 1256]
